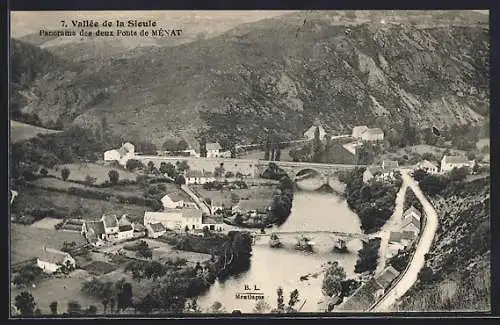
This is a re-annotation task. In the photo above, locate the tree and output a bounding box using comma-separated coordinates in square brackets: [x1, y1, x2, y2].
[87, 305, 98, 315]
[61, 167, 70, 181]
[15, 291, 36, 316]
[322, 262, 347, 297]
[177, 139, 189, 151]
[160, 162, 176, 177]
[174, 174, 186, 186]
[209, 301, 225, 313]
[67, 300, 82, 315]
[126, 159, 143, 171]
[136, 244, 153, 259]
[312, 126, 323, 163]
[467, 152, 476, 161]
[49, 301, 58, 315]
[84, 175, 97, 186]
[449, 167, 469, 182]
[34, 308, 42, 316]
[147, 161, 155, 173]
[108, 170, 120, 185]
[13, 264, 44, 286]
[117, 282, 133, 312]
[253, 300, 271, 313]
[39, 168, 48, 177]
[412, 168, 428, 182]
[286, 289, 300, 312]
[177, 160, 190, 173]
[162, 139, 179, 151]
[275, 287, 285, 313]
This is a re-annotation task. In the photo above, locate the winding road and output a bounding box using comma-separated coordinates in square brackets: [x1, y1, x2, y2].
[370, 170, 439, 311]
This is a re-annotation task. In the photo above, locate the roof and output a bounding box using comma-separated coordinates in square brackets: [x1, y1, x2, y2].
[38, 248, 71, 265]
[363, 128, 384, 135]
[162, 192, 185, 202]
[149, 222, 166, 233]
[365, 166, 383, 175]
[401, 230, 417, 241]
[118, 215, 132, 226]
[144, 211, 183, 224]
[237, 199, 270, 212]
[402, 215, 420, 229]
[389, 231, 402, 243]
[122, 142, 135, 152]
[374, 266, 400, 289]
[382, 160, 399, 170]
[418, 160, 438, 169]
[84, 220, 105, 242]
[183, 208, 203, 219]
[353, 125, 369, 131]
[186, 170, 214, 178]
[202, 215, 224, 224]
[119, 225, 133, 232]
[403, 206, 422, 219]
[102, 214, 118, 228]
[442, 155, 468, 164]
[206, 142, 222, 151]
[133, 222, 146, 232]
[338, 278, 383, 311]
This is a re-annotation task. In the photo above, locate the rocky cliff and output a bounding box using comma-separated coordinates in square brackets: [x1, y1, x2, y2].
[10, 10, 489, 147]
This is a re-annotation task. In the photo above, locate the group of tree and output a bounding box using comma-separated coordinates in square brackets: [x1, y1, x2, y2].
[343, 168, 399, 233]
[266, 174, 294, 226]
[403, 187, 423, 212]
[261, 162, 288, 180]
[81, 277, 133, 314]
[354, 238, 381, 274]
[162, 138, 189, 152]
[12, 264, 44, 287]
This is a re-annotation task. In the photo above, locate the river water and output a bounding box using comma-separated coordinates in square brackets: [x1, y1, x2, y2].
[198, 178, 363, 313]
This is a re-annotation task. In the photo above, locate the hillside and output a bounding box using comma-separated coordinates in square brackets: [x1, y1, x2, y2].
[397, 176, 490, 311]
[10, 120, 62, 143]
[10, 10, 489, 148]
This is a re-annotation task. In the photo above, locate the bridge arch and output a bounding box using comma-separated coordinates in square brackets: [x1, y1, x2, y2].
[294, 168, 327, 191]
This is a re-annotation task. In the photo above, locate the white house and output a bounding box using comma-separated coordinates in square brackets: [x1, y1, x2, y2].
[161, 192, 185, 209]
[206, 142, 223, 158]
[363, 160, 398, 184]
[117, 215, 134, 241]
[144, 208, 203, 231]
[37, 248, 76, 274]
[352, 125, 369, 138]
[185, 170, 216, 185]
[201, 216, 225, 232]
[360, 128, 384, 141]
[102, 214, 120, 241]
[103, 142, 135, 166]
[416, 160, 439, 174]
[401, 215, 421, 237]
[440, 155, 473, 173]
[402, 206, 422, 223]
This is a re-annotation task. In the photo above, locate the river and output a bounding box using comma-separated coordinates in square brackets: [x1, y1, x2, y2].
[197, 178, 363, 313]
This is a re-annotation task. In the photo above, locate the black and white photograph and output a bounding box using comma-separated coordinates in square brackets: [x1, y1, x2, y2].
[8, 9, 490, 317]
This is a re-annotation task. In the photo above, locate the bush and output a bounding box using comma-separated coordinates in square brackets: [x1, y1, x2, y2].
[354, 238, 381, 274]
[61, 168, 70, 181]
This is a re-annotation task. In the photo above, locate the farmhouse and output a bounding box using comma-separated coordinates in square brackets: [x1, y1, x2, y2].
[402, 214, 421, 237]
[161, 192, 185, 209]
[144, 208, 224, 233]
[37, 247, 76, 274]
[440, 155, 473, 173]
[415, 160, 439, 174]
[352, 125, 369, 138]
[206, 142, 223, 158]
[352, 126, 384, 141]
[185, 170, 216, 185]
[402, 206, 422, 223]
[201, 215, 225, 231]
[82, 214, 136, 245]
[304, 124, 327, 141]
[103, 142, 135, 166]
[386, 231, 416, 258]
[374, 265, 400, 289]
[360, 128, 384, 141]
[363, 160, 399, 184]
[146, 222, 166, 238]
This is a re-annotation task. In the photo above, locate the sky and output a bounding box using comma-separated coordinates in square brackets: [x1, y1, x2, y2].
[11, 10, 489, 38]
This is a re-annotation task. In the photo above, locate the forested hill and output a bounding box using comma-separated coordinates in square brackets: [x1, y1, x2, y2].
[10, 10, 489, 148]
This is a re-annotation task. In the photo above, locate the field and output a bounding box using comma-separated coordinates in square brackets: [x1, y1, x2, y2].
[191, 184, 277, 209]
[10, 270, 101, 315]
[10, 120, 61, 143]
[81, 261, 119, 276]
[30, 217, 62, 230]
[12, 185, 150, 223]
[10, 224, 86, 264]
[46, 163, 138, 185]
[378, 145, 468, 163]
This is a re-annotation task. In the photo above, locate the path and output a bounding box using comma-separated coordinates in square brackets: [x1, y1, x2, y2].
[374, 177, 409, 274]
[370, 171, 439, 311]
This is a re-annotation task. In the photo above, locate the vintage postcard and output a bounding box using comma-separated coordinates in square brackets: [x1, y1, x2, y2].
[9, 10, 490, 317]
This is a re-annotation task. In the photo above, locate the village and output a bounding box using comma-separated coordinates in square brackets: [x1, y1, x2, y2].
[10, 118, 490, 315]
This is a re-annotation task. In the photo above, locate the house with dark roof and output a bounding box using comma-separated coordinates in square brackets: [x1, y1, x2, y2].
[374, 266, 400, 289]
[337, 278, 384, 311]
[81, 220, 106, 245]
[117, 215, 134, 240]
[202, 215, 225, 232]
[37, 247, 76, 274]
[146, 222, 166, 238]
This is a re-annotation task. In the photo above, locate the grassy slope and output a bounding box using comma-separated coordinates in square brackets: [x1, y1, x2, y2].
[397, 177, 490, 311]
[10, 120, 62, 143]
